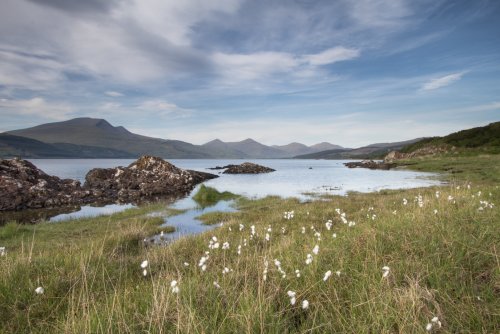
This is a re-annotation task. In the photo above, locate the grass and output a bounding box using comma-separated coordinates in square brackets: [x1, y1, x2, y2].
[192, 185, 239, 208]
[0, 155, 499, 333]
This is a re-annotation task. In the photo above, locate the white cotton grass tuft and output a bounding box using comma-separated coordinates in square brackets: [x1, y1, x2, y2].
[403, 198, 408, 205]
[295, 269, 301, 278]
[426, 316, 442, 331]
[305, 254, 313, 265]
[323, 270, 332, 281]
[287, 290, 296, 305]
[213, 281, 221, 289]
[312, 245, 319, 255]
[222, 242, 230, 250]
[0, 247, 5, 256]
[263, 260, 269, 281]
[35, 286, 44, 295]
[140, 260, 148, 269]
[301, 300, 309, 309]
[382, 266, 390, 278]
[170, 280, 179, 294]
[183, 262, 189, 267]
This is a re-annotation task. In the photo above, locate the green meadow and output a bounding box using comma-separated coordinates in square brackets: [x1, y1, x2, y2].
[0, 155, 499, 333]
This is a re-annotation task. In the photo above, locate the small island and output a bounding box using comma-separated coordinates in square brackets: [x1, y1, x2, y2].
[209, 162, 275, 174]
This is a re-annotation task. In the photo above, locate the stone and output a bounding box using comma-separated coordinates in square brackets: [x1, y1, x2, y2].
[221, 162, 275, 174]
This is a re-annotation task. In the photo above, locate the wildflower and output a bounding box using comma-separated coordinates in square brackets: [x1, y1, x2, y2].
[349, 220, 357, 226]
[281, 227, 286, 234]
[325, 220, 333, 230]
[403, 198, 408, 205]
[301, 300, 309, 309]
[263, 260, 269, 281]
[287, 290, 296, 305]
[222, 267, 231, 274]
[228, 227, 232, 231]
[143, 269, 148, 276]
[382, 266, 390, 278]
[267, 226, 272, 232]
[336, 271, 341, 276]
[170, 280, 179, 294]
[213, 281, 221, 289]
[314, 231, 321, 241]
[0, 247, 5, 257]
[417, 194, 424, 208]
[312, 245, 319, 255]
[284, 211, 295, 220]
[392, 210, 397, 215]
[332, 233, 337, 238]
[295, 269, 301, 278]
[251, 225, 256, 236]
[305, 254, 313, 265]
[425, 323, 433, 331]
[141, 260, 148, 269]
[433, 209, 438, 215]
[447, 195, 454, 201]
[222, 242, 230, 250]
[274, 259, 286, 278]
[243, 239, 247, 246]
[183, 262, 190, 267]
[237, 244, 242, 255]
[265, 233, 270, 241]
[35, 286, 44, 295]
[426, 316, 442, 331]
[198, 256, 209, 271]
[435, 191, 440, 198]
[323, 270, 332, 281]
[301, 227, 306, 234]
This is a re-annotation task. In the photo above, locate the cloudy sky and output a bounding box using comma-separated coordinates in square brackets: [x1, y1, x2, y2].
[0, 0, 499, 147]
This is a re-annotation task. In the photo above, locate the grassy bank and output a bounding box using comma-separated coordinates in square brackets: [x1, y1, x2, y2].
[0, 156, 499, 333]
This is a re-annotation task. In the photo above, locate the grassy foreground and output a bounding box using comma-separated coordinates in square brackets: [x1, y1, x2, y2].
[0, 156, 499, 333]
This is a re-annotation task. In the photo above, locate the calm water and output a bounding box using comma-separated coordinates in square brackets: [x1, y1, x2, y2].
[0, 159, 441, 225]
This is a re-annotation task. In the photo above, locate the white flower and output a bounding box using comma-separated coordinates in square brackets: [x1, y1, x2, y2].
[0, 247, 5, 257]
[435, 191, 440, 198]
[433, 209, 438, 215]
[201, 265, 207, 271]
[426, 323, 433, 331]
[239, 224, 244, 231]
[431, 316, 442, 328]
[323, 270, 332, 281]
[143, 269, 148, 277]
[325, 220, 333, 230]
[35, 286, 44, 295]
[332, 233, 337, 238]
[312, 245, 319, 255]
[170, 280, 179, 294]
[382, 266, 390, 278]
[265, 233, 270, 241]
[287, 290, 296, 305]
[263, 260, 269, 281]
[301, 300, 309, 309]
[295, 269, 301, 278]
[305, 254, 313, 265]
[392, 210, 397, 215]
[301, 227, 306, 234]
[349, 220, 357, 226]
[336, 271, 341, 276]
[222, 267, 231, 274]
[140, 260, 148, 269]
[183, 262, 190, 267]
[213, 281, 221, 289]
[237, 245, 242, 255]
[403, 198, 408, 205]
[222, 242, 230, 250]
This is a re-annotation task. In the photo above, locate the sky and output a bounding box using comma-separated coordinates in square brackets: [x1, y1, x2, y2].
[0, 0, 499, 147]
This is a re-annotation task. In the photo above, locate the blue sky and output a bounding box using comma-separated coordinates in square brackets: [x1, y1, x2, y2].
[0, 0, 499, 147]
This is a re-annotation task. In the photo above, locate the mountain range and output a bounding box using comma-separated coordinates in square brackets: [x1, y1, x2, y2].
[1, 118, 344, 159]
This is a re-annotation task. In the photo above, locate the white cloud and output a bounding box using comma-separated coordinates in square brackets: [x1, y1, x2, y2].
[105, 91, 124, 97]
[303, 47, 360, 66]
[0, 97, 74, 120]
[421, 72, 465, 91]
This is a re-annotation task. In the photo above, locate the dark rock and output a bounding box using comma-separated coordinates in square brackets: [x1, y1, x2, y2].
[222, 162, 275, 174]
[208, 164, 238, 170]
[0, 158, 86, 210]
[84, 156, 218, 202]
[0, 156, 218, 211]
[344, 160, 396, 170]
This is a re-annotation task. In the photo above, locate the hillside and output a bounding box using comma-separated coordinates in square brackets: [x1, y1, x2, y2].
[400, 121, 500, 154]
[294, 138, 422, 159]
[0, 134, 134, 158]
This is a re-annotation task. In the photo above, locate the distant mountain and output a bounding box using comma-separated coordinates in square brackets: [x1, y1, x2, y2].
[7, 118, 212, 158]
[0, 133, 134, 158]
[201, 139, 250, 158]
[272, 142, 312, 156]
[309, 142, 344, 151]
[294, 138, 423, 159]
[218, 138, 287, 158]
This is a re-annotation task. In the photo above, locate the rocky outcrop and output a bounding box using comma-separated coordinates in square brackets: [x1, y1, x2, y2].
[384, 145, 454, 163]
[0, 158, 89, 210]
[344, 160, 396, 170]
[222, 162, 275, 174]
[84, 156, 218, 202]
[0, 156, 218, 211]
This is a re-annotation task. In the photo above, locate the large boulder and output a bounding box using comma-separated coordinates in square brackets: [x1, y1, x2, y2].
[85, 156, 218, 201]
[0, 158, 88, 210]
[222, 162, 275, 174]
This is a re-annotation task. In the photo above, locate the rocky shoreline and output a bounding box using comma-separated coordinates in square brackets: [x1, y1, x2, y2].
[343, 160, 396, 170]
[0, 156, 218, 211]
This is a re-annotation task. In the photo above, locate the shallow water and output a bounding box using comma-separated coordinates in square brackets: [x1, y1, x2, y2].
[1, 158, 442, 224]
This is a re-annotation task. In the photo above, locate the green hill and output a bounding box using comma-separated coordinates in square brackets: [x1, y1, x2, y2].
[400, 121, 500, 154]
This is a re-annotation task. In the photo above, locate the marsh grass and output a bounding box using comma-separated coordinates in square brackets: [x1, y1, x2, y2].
[0, 156, 499, 333]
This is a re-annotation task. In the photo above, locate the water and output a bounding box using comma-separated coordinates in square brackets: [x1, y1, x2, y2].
[1, 159, 442, 225]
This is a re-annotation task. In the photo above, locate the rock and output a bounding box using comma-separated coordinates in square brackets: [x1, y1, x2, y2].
[85, 156, 218, 202]
[0, 156, 218, 211]
[222, 162, 275, 174]
[344, 160, 396, 170]
[0, 158, 86, 210]
[383, 145, 454, 163]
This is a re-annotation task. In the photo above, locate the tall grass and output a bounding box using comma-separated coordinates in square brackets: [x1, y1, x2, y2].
[0, 157, 499, 333]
